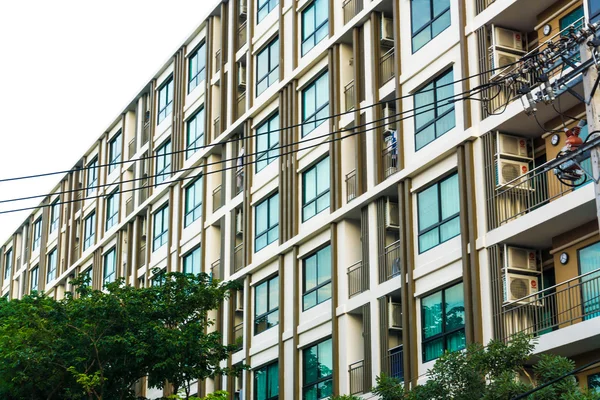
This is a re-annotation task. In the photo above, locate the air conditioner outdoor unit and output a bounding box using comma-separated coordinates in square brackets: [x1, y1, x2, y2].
[238, 64, 246, 88]
[496, 159, 531, 188]
[489, 49, 522, 79]
[388, 301, 402, 330]
[385, 199, 400, 229]
[497, 133, 529, 159]
[504, 273, 540, 305]
[381, 15, 394, 45]
[235, 290, 244, 312]
[239, 0, 247, 17]
[492, 26, 525, 52]
[505, 246, 538, 272]
[235, 209, 243, 235]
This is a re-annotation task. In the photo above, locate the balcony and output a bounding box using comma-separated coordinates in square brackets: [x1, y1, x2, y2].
[233, 322, 243, 351]
[500, 269, 600, 340]
[345, 169, 357, 203]
[475, 0, 495, 14]
[237, 92, 246, 120]
[238, 21, 247, 50]
[380, 48, 395, 85]
[347, 260, 366, 297]
[211, 259, 222, 281]
[142, 121, 150, 145]
[342, 0, 363, 24]
[138, 244, 146, 268]
[214, 117, 221, 138]
[234, 243, 244, 273]
[348, 360, 365, 395]
[140, 179, 149, 204]
[215, 49, 221, 73]
[235, 169, 244, 196]
[126, 197, 133, 217]
[128, 137, 136, 159]
[382, 345, 404, 381]
[344, 80, 355, 112]
[212, 185, 223, 212]
[381, 241, 401, 282]
[382, 142, 398, 179]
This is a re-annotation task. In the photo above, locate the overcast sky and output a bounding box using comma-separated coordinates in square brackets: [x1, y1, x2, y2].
[0, 0, 218, 243]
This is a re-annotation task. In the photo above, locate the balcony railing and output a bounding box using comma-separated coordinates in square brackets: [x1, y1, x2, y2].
[214, 117, 221, 138]
[348, 360, 365, 395]
[128, 138, 136, 159]
[345, 169, 357, 203]
[139, 179, 149, 204]
[382, 143, 398, 179]
[125, 197, 133, 216]
[233, 322, 244, 351]
[344, 80, 355, 112]
[234, 243, 244, 273]
[382, 241, 401, 281]
[211, 259, 222, 281]
[380, 48, 395, 85]
[475, 0, 495, 14]
[142, 121, 150, 145]
[212, 185, 223, 212]
[138, 244, 146, 268]
[347, 260, 365, 298]
[215, 49, 221, 73]
[501, 269, 600, 340]
[238, 21, 247, 50]
[237, 92, 246, 119]
[382, 346, 404, 381]
[235, 169, 244, 195]
[342, 0, 363, 24]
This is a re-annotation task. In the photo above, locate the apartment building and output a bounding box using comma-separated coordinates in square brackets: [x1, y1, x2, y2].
[2, 0, 600, 398]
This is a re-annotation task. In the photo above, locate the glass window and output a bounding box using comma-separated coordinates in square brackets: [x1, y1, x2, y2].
[32, 218, 42, 251]
[256, 114, 279, 172]
[414, 69, 455, 150]
[103, 248, 116, 286]
[421, 282, 465, 362]
[188, 43, 206, 93]
[303, 338, 333, 400]
[255, 362, 279, 400]
[302, 157, 330, 222]
[577, 241, 600, 320]
[255, 193, 279, 252]
[153, 205, 169, 251]
[86, 157, 98, 196]
[255, 276, 279, 334]
[589, 372, 600, 393]
[46, 248, 57, 283]
[83, 211, 96, 251]
[30, 266, 39, 292]
[82, 267, 93, 287]
[50, 200, 60, 234]
[302, 72, 329, 137]
[411, 0, 451, 53]
[256, 37, 280, 96]
[4, 249, 12, 281]
[158, 77, 174, 124]
[302, 245, 331, 311]
[155, 140, 172, 186]
[108, 131, 122, 174]
[185, 177, 203, 227]
[151, 269, 166, 287]
[258, 0, 278, 23]
[105, 192, 119, 231]
[417, 173, 460, 253]
[183, 246, 202, 275]
[301, 0, 328, 56]
[187, 109, 205, 159]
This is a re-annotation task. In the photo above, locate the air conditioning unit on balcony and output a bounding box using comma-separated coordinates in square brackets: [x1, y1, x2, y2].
[505, 246, 538, 272]
[235, 290, 244, 312]
[385, 199, 400, 229]
[235, 209, 243, 235]
[489, 49, 522, 79]
[388, 301, 402, 330]
[238, 64, 246, 88]
[492, 26, 525, 52]
[497, 133, 529, 159]
[496, 159, 531, 188]
[503, 273, 541, 305]
[380, 14, 394, 45]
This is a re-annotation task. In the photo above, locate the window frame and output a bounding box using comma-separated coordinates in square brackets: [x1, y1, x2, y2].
[30, 266, 39, 292]
[4, 249, 12, 281]
[254, 275, 279, 335]
[184, 176, 203, 228]
[186, 108, 205, 159]
[414, 68, 455, 150]
[417, 172, 460, 254]
[302, 337, 333, 400]
[183, 246, 202, 275]
[32, 217, 42, 251]
[108, 131, 122, 174]
[255, 113, 280, 173]
[157, 77, 174, 124]
[153, 204, 169, 251]
[301, 0, 329, 56]
[421, 281, 465, 363]
[105, 191, 119, 231]
[302, 157, 330, 222]
[188, 43, 206, 94]
[103, 247, 116, 286]
[151, 269, 166, 287]
[46, 248, 58, 283]
[83, 211, 96, 251]
[301, 71, 329, 137]
[302, 245, 332, 311]
[155, 140, 172, 186]
[257, 0, 279, 23]
[254, 361, 279, 400]
[86, 157, 98, 196]
[50, 199, 60, 234]
[410, 0, 451, 53]
[255, 193, 279, 252]
[256, 37, 280, 96]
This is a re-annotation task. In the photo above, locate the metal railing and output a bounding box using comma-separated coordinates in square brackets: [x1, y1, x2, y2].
[211, 259, 222, 281]
[475, 0, 495, 14]
[233, 322, 244, 351]
[382, 241, 401, 281]
[347, 260, 365, 298]
[125, 197, 133, 216]
[343, 0, 363, 24]
[349, 360, 365, 395]
[234, 243, 244, 273]
[139, 179, 149, 203]
[142, 121, 150, 145]
[215, 49, 221, 73]
[138, 245, 146, 268]
[382, 145, 398, 179]
[237, 92, 246, 119]
[345, 169, 357, 203]
[235, 169, 244, 195]
[73, 244, 79, 261]
[214, 117, 221, 137]
[380, 48, 395, 85]
[382, 346, 404, 381]
[238, 21, 247, 50]
[344, 80, 355, 112]
[128, 137, 136, 159]
[501, 269, 600, 340]
[212, 185, 223, 212]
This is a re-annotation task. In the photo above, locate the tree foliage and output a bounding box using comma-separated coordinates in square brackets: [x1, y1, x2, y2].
[0, 272, 239, 400]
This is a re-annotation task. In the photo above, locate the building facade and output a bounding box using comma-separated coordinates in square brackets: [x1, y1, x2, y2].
[2, 0, 600, 397]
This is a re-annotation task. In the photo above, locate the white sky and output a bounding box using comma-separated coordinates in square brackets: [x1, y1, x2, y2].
[0, 0, 218, 243]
